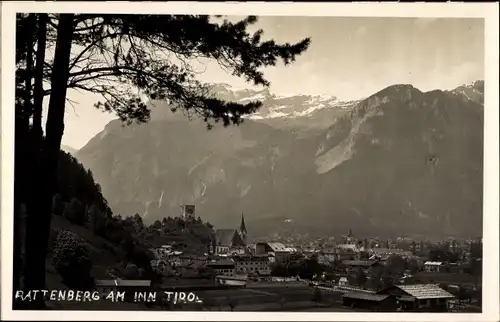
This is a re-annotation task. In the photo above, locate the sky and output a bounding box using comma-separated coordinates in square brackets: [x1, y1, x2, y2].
[53, 16, 485, 150]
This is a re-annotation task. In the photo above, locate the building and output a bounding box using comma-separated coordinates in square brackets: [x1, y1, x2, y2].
[333, 243, 361, 261]
[318, 251, 337, 265]
[255, 242, 294, 262]
[377, 284, 455, 312]
[341, 291, 398, 311]
[424, 261, 443, 272]
[212, 214, 248, 255]
[213, 229, 247, 255]
[233, 255, 271, 276]
[180, 205, 196, 219]
[338, 276, 348, 287]
[206, 259, 236, 277]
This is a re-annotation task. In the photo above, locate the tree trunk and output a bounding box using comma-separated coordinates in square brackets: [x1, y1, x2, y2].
[13, 13, 36, 304]
[32, 13, 48, 141]
[13, 118, 28, 306]
[23, 14, 74, 309]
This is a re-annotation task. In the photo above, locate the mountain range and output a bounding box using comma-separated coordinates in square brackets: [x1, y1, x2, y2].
[76, 81, 484, 239]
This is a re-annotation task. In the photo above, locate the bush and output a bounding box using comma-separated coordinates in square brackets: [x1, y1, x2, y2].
[52, 230, 93, 289]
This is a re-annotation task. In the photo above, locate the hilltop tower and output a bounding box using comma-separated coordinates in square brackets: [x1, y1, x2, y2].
[180, 204, 195, 220]
[239, 213, 247, 245]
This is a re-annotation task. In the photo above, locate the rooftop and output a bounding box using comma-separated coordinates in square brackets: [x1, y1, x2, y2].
[215, 229, 238, 246]
[266, 242, 287, 252]
[337, 244, 358, 251]
[395, 284, 455, 300]
[424, 261, 443, 266]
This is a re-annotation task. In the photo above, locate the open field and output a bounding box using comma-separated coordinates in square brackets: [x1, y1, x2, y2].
[46, 282, 348, 311]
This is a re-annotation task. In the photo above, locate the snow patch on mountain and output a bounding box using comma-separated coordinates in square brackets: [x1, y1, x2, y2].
[209, 83, 356, 120]
[239, 93, 268, 102]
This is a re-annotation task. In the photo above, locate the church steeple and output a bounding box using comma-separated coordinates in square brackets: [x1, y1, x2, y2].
[240, 213, 247, 236]
[345, 228, 355, 244]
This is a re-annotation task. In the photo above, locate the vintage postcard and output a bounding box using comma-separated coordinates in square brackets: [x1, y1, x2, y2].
[1, 1, 499, 321]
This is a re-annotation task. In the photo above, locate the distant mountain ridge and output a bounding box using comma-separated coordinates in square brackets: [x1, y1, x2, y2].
[77, 81, 484, 239]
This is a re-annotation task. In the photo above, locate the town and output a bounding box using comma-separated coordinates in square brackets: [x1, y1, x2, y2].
[92, 204, 483, 312]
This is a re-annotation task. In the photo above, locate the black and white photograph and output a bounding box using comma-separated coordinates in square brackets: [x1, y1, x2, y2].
[1, 2, 499, 321]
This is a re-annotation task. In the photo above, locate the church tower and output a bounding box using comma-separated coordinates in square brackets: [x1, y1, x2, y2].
[239, 213, 248, 245]
[345, 228, 355, 244]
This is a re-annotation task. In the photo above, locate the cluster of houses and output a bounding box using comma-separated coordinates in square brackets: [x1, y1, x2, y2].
[85, 204, 480, 312]
[148, 222, 467, 283]
[139, 212, 476, 312]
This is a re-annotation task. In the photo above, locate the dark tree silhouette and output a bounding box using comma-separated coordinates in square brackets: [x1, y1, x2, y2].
[52, 230, 93, 290]
[15, 13, 310, 308]
[22, 14, 75, 307]
[64, 198, 87, 225]
[407, 258, 420, 275]
[89, 204, 106, 236]
[385, 255, 407, 276]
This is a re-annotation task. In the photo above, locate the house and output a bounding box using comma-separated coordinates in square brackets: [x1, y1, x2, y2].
[233, 255, 271, 276]
[377, 284, 455, 312]
[206, 259, 236, 277]
[318, 251, 336, 265]
[342, 260, 382, 274]
[338, 276, 348, 287]
[151, 245, 173, 259]
[94, 279, 152, 302]
[255, 242, 293, 262]
[424, 261, 443, 272]
[334, 243, 360, 261]
[341, 291, 398, 311]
